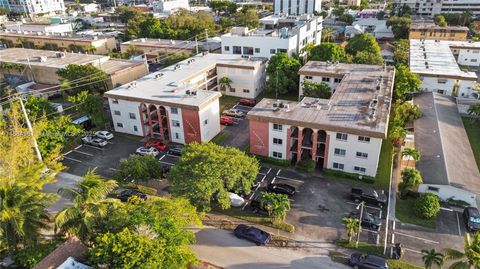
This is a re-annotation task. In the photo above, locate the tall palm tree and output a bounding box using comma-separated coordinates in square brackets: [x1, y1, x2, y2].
[402, 147, 421, 167]
[422, 248, 444, 269]
[219, 77, 232, 92]
[389, 125, 407, 147]
[54, 169, 118, 244]
[444, 233, 480, 269]
[342, 217, 359, 244]
[0, 183, 55, 252]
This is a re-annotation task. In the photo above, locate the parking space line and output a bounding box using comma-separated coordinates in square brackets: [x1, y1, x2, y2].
[276, 169, 281, 176]
[159, 155, 166, 161]
[109, 168, 119, 171]
[267, 168, 271, 174]
[346, 202, 382, 211]
[441, 207, 454, 212]
[456, 212, 462, 236]
[159, 161, 175, 165]
[403, 247, 422, 254]
[394, 231, 439, 244]
[260, 175, 266, 183]
[271, 177, 276, 184]
[166, 154, 179, 158]
[64, 156, 82, 163]
[83, 144, 104, 150]
[276, 176, 304, 183]
[74, 150, 94, 156]
[74, 145, 82, 150]
[64, 150, 73, 156]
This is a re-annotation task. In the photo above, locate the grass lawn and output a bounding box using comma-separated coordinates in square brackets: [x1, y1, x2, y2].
[221, 208, 295, 233]
[255, 90, 299, 102]
[211, 132, 229, 145]
[374, 139, 394, 191]
[396, 198, 436, 229]
[462, 118, 480, 172]
[219, 95, 240, 112]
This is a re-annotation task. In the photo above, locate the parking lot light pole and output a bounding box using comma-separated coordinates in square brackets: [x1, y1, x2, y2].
[355, 201, 365, 248]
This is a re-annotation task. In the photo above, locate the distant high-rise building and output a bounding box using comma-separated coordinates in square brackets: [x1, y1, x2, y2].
[273, 0, 321, 15]
[393, 0, 480, 17]
[2, 0, 65, 16]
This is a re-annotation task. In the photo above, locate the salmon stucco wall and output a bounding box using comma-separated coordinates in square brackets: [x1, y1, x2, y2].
[249, 120, 269, 157]
[181, 109, 201, 144]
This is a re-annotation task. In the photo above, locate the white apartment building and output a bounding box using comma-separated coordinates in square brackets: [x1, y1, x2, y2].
[248, 62, 395, 177]
[410, 39, 479, 98]
[393, 0, 480, 17]
[2, 0, 65, 16]
[221, 14, 322, 59]
[273, 0, 321, 15]
[152, 0, 189, 14]
[5, 22, 72, 34]
[104, 53, 267, 143]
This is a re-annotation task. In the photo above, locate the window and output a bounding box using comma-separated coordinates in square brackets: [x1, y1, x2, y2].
[356, 152, 368, 159]
[233, 46, 242, 54]
[334, 78, 342, 83]
[273, 124, 283, 131]
[336, 133, 348, 141]
[272, 151, 283, 159]
[175, 132, 179, 139]
[224, 46, 230, 51]
[112, 99, 119, 104]
[277, 49, 287, 53]
[114, 110, 121, 116]
[204, 119, 208, 125]
[270, 49, 276, 54]
[322, 77, 330, 82]
[129, 113, 136, 119]
[354, 166, 366, 173]
[473, 50, 479, 54]
[116, 122, 123, 128]
[305, 76, 313, 80]
[229, 88, 236, 92]
[334, 148, 346, 156]
[243, 89, 250, 93]
[171, 107, 178, 114]
[243, 46, 254, 55]
[471, 59, 478, 63]
[427, 186, 440, 192]
[333, 162, 344, 170]
[273, 138, 283, 145]
[255, 48, 260, 53]
[133, 125, 138, 132]
[172, 120, 180, 127]
[358, 136, 370, 143]
[438, 78, 448, 84]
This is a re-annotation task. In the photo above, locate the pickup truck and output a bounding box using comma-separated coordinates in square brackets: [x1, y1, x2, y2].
[351, 187, 387, 208]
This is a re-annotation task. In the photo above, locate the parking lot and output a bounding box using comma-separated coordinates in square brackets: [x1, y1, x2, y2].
[218, 103, 253, 149]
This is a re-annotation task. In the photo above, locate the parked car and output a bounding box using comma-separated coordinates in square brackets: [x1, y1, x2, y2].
[233, 224, 271, 245]
[463, 207, 480, 233]
[348, 210, 382, 230]
[94, 130, 114, 140]
[348, 253, 388, 269]
[351, 187, 387, 208]
[167, 147, 183, 156]
[116, 189, 147, 202]
[250, 195, 269, 216]
[267, 183, 296, 197]
[222, 109, 244, 118]
[220, 116, 234, 126]
[136, 146, 159, 157]
[82, 136, 108, 147]
[229, 192, 245, 207]
[145, 140, 168, 151]
[239, 98, 256, 106]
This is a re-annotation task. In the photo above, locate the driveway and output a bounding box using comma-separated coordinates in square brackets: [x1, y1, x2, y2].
[219, 104, 253, 149]
[43, 172, 83, 214]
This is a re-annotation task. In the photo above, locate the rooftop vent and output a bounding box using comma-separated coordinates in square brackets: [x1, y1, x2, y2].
[155, 73, 163, 79]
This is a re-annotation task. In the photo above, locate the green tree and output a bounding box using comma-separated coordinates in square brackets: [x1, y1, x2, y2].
[389, 125, 407, 147]
[57, 64, 108, 95]
[435, 15, 448, 27]
[24, 95, 56, 120]
[219, 17, 235, 31]
[55, 169, 119, 244]
[87, 228, 164, 269]
[235, 8, 259, 29]
[387, 16, 412, 39]
[402, 148, 421, 167]
[219, 76, 232, 92]
[422, 248, 444, 269]
[36, 115, 82, 158]
[353, 51, 383, 65]
[309, 43, 346, 62]
[301, 80, 332, 99]
[260, 192, 291, 222]
[467, 103, 480, 122]
[265, 53, 302, 96]
[399, 168, 423, 197]
[321, 28, 335, 42]
[414, 193, 440, 219]
[68, 90, 107, 128]
[394, 100, 422, 123]
[13, 243, 56, 268]
[345, 34, 382, 58]
[394, 64, 421, 100]
[0, 183, 56, 252]
[444, 233, 480, 269]
[208, 0, 237, 15]
[114, 155, 163, 182]
[342, 217, 359, 243]
[394, 39, 409, 65]
[168, 143, 259, 211]
[338, 14, 354, 24]
[332, 6, 345, 17]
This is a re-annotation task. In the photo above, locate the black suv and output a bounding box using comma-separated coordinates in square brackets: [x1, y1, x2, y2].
[267, 183, 296, 197]
[351, 187, 387, 208]
[116, 189, 147, 202]
[349, 253, 388, 269]
[463, 207, 480, 233]
[348, 210, 382, 230]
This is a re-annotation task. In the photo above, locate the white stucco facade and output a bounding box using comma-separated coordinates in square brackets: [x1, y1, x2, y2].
[457, 48, 480, 67]
[108, 98, 143, 136]
[199, 99, 221, 142]
[393, 0, 480, 16]
[274, 0, 321, 15]
[268, 123, 289, 159]
[216, 63, 266, 99]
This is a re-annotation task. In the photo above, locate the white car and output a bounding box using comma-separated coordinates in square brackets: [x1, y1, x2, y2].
[82, 136, 108, 147]
[136, 147, 159, 157]
[95, 130, 114, 140]
[229, 192, 245, 207]
[222, 109, 244, 118]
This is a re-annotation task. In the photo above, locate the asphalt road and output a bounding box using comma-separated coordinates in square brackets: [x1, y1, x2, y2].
[192, 227, 350, 269]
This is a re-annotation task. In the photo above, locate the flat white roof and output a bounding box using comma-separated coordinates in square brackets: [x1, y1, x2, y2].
[409, 39, 477, 80]
[104, 53, 265, 109]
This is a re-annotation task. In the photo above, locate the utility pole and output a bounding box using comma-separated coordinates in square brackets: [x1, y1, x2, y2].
[19, 97, 43, 162]
[355, 201, 365, 249]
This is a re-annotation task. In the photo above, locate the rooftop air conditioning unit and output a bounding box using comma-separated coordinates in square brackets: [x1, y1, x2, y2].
[39, 56, 48, 62]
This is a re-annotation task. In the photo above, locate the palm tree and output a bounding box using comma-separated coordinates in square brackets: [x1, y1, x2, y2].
[398, 168, 423, 198]
[219, 77, 232, 92]
[0, 183, 55, 252]
[260, 192, 291, 222]
[389, 125, 407, 147]
[468, 104, 480, 123]
[342, 217, 359, 244]
[444, 233, 480, 269]
[402, 147, 421, 167]
[54, 169, 119, 244]
[322, 28, 334, 42]
[422, 248, 444, 269]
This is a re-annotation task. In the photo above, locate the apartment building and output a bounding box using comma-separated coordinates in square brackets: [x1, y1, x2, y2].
[409, 22, 469, 41]
[393, 0, 480, 17]
[5, 22, 73, 34]
[248, 62, 395, 177]
[273, 0, 321, 15]
[0, 48, 148, 91]
[104, 53, 267, 143]
[0, 0, 65, 16]
[221, 14, 322, 59]
[152, 0, 189, 14]
[0, 31, 116, 54]
[410, 39, 478, 98]
[120, 38, 221, 59]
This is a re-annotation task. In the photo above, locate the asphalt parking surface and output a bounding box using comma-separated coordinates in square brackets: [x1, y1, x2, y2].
[219, 104, 253, 149]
